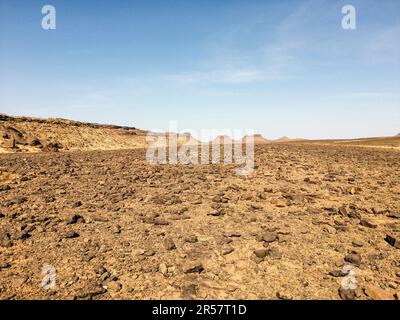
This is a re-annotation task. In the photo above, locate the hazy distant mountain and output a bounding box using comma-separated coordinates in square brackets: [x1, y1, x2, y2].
[242, 134, 270, 144]
[273, 136, 307, 142]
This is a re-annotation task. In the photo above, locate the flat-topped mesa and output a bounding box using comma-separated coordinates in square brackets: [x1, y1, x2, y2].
[242, 134, 270, 144]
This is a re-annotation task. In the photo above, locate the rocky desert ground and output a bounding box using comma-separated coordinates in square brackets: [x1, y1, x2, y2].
[0, 115, 399, 300]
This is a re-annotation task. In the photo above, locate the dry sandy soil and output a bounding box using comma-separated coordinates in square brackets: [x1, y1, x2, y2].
[1, 137, 400, 300]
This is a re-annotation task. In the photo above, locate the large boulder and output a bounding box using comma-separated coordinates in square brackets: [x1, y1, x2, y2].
[26, 136, 42, 147]
[1, 126, 27, 145]
[42, 142, 63, 152]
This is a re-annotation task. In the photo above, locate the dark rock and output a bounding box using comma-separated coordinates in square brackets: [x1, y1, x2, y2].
[72, 201, 82, 208]
[385, 235, 400, 249]
[153, 218, 169, 226]
[64, 231, 79, 239]
[207, 211, 224, 217]
[42, 142, 63, 152]
[67, 214, 85, 225]
[94, 265, 107, 275]
[18, 232, 31, 240]
[14, 196, 28, 204]
[224, 231, 241, 238]
[0, 262, 11, 269]
[0, 185, 11, 192]
[360, 219, 377, 229]
[182, 261, 204, 274]
[27, 136, 42, 147]
[44, 196, 56, 203]
[329, 270, 349, 277]
[388, 212, 400, 219]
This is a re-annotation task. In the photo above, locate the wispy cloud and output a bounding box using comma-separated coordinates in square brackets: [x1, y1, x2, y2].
[161, 68, 291, 84]
[350, 91, 399, 98]
[365, 24, 400, 64]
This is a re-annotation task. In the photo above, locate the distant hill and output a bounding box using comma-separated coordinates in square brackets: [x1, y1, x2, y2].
[273, 136, 307, 143]
[242, 134, 270, 144]
[274, 136, 291, 142]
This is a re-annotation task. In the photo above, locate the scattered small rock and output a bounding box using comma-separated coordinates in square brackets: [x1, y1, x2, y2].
[76, 283, 106, 299]
[181, 284, 197, 298]
[0, 262, 11, 269]
[159, 263, 168, 276]
[344, 252, 362, 267]
[67, 214, 85, 225]
[207, 211, 224, 217]
[352, 240, 364, 248]
[261, 231, 278, 243]
[385, 235, 400, 249]
[387, 212, 400, 219]
[64, 231, 79, 239]
[360, 219, 377, 229]
[72, 201, 82, 208]
[182, 261, 204, 274]
[184, 235, 198, 243]
[254, 248, 269, 259]
[364, 285, 395, 300]
[0, 185, 11, 192]
[224, 231, 241, 238]
[111, 225, 121, 234]
[105, 281, 122, 293]
[163, 237, 176, 250]
[339, 287, 356, 300]
[329, 270, 348, 278]
[144, 250, 156, 256]
[221, 245, 234, 255]
[153, 218, 169, 226]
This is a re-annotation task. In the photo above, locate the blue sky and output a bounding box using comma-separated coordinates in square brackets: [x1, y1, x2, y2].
[0, 0, 399, 139]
